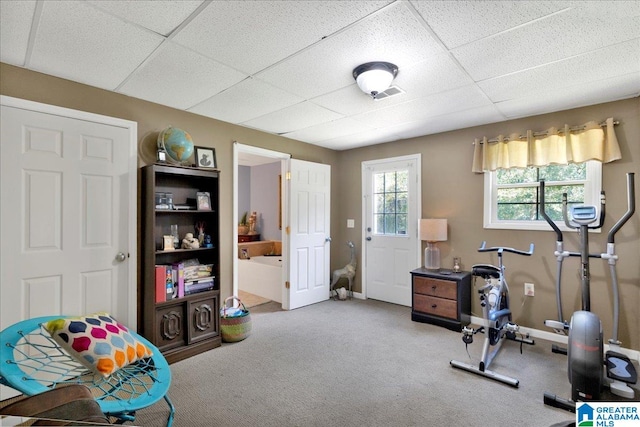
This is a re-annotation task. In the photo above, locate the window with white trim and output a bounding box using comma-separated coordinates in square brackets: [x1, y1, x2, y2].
[483, 161, 602, 231]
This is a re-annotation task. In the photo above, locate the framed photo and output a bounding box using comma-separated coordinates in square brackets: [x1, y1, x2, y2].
[194, 146, 217, 169]
[196, 191, 211, 211]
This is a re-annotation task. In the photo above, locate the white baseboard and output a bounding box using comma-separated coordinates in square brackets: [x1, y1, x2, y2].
[470, 315, 640, 364]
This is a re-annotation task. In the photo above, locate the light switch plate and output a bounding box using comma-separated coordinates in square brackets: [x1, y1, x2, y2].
[347, 219, 355, 228]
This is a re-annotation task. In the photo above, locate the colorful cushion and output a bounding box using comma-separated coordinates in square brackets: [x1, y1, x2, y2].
[44, 312, 153, 377]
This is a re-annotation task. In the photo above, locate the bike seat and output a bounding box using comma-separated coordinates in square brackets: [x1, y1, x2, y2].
[472, 264, 500, 279]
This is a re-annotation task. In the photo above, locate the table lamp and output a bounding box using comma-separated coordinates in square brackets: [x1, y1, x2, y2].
[419, 219, 447, 270]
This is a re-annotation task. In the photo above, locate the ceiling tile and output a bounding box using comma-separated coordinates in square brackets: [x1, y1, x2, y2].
[410, 0, 569, 49]
[119, 41, 247, 110]
[495, 72, 640, 119]
[0, 0, 36, 66]
[255, 1, 444, 99]
[389, 105, 505, 140]
[29, 1, 164, 90]
[189, 78, 303, 124]
[312, 85, 388, 117]
[352, 85, 492, 128]
[453, 3, 640, 81]
[241, 101, 343, 135]
[88, 0, 205, 37]
[316, 127, 402, 151]
[173, 1, 393, 74]
[479, 39, 640, 102]
[282, 117, 374, 144]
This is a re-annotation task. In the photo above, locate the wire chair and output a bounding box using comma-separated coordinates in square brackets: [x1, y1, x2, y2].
[0, 316, 174, 426]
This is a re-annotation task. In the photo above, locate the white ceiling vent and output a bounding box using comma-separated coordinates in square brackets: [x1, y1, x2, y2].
[373, 85, 404, 101]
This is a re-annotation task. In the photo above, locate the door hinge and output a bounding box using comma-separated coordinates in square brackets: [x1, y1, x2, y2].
[286, 226, 290, 235]
[285, 281, 290, 289]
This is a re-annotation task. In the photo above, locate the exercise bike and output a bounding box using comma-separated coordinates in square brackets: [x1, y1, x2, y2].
[450, 242, 535, 387]
[541, 172, 637, 412]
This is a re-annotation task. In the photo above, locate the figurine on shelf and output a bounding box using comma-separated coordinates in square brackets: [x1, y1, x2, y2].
[248, 211, 258, 235]
[195, 221, 206, 245]
[182, 232, 200, 249]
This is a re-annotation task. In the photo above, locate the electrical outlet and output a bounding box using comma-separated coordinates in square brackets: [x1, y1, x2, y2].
[524, 282, 535, 297]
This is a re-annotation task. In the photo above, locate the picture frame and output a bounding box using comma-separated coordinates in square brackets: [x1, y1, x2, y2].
[194, 146, 217, 169]
[196, 191, 211, 211]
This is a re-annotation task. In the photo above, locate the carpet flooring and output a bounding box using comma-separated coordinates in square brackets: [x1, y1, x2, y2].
[131, 298, 639, 427]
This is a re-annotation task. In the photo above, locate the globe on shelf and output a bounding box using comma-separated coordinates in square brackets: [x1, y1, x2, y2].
[157, 126, 194, 165]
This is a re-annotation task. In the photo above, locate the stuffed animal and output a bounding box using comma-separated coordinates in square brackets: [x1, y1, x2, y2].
[182, 232, 200, 249]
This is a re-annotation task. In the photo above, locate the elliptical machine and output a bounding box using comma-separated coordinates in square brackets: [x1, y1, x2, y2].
[542, 172, 637, 411]
[450, 242, 535, 387]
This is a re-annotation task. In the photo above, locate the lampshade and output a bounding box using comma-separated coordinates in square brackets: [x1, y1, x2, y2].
[353, 62, 398, 98]
[419, 219, 447, 242]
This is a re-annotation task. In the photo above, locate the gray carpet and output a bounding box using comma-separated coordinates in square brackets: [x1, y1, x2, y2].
[134, 299, 638, 427]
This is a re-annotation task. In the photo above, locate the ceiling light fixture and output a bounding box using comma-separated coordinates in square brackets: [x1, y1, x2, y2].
[353, 62, 398, 99]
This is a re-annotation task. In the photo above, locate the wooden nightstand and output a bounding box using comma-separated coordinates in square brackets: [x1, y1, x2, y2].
[410, 268, 471, 331]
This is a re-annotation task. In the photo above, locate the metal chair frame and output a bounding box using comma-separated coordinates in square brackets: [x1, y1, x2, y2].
[0, 316, 174, 426]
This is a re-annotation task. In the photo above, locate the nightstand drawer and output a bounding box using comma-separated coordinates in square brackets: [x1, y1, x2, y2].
[413, 276, 457, 300]
[414, 294, 457, 319]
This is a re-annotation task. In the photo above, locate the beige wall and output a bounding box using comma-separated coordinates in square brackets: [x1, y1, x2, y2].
[337, 97, 640, 350]
[0, 62, 339, 318]
[2, 63, 638, 351]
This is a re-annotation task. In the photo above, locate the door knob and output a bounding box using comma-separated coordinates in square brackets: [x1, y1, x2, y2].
[325, 237, 332, 242]
[366, 237, 372, 241]
[115, 252, 127, 262]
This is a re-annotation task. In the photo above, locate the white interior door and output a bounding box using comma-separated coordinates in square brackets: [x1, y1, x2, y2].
[287, 159, 331, 310]
[0, 97, 137, 334]
[362, 155, 421, 306]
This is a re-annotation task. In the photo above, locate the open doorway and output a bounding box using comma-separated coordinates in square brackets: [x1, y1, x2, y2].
[233, 143, 290, 309]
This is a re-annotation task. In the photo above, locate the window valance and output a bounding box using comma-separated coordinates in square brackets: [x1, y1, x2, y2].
[471, 117, 621, 173]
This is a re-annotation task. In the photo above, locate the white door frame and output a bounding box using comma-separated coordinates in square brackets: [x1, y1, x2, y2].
[361, 154, 422, 302]
[232, 143, 290, 306]
[0, 95, 138, 328]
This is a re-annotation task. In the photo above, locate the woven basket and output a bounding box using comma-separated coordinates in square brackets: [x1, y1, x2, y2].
[220, 296, 252, 343]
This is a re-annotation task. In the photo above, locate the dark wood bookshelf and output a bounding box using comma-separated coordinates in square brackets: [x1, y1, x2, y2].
[140, 164, 221, 363]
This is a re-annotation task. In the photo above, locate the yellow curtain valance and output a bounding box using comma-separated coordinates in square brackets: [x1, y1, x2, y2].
[471, 117, 621, 173]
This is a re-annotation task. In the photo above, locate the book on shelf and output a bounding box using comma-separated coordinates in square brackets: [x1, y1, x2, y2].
[172, 262, 185, 298]
[156, 264, 178, 302]
[155, 266, 166, 303]
[184, 276, 215, 295]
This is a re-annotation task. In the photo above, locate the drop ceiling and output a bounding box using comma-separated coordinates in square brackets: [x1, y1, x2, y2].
[1, 1, 638, 150]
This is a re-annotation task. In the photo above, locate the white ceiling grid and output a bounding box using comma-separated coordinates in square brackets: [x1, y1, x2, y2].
[1, 0, 638, 150]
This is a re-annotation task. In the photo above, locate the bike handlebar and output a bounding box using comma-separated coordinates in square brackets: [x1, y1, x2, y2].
[478, 241, 534, 256]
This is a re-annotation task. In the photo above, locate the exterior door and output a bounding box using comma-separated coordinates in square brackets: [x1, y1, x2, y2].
[362, 155, 421, 306]
[287, 159, 331, 310]
[0, 96, 137, 333]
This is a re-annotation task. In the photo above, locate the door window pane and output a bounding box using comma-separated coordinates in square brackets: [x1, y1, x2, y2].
[373, 170, 409, 235]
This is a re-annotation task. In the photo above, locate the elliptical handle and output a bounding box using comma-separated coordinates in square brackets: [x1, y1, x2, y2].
[607, 172, 636, 244]
[539, 180, 563, 242]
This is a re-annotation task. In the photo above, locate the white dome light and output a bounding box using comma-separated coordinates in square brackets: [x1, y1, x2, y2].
[353, 62, 398, 98]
